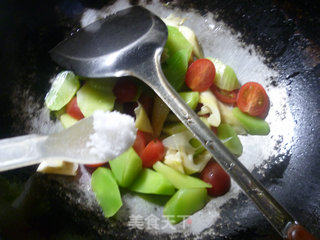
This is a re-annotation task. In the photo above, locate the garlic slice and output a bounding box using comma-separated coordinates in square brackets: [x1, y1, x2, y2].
[37, 160, 78, 176]
[198, 90, 221, 127]
[164, 149, 185, 174]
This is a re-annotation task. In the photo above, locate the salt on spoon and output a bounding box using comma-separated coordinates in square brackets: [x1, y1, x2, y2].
[87, 110, 137, 161]
[0, 110, 137, 172]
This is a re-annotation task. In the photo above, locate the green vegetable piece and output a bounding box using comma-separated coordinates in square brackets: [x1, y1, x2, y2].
[189, 138, 206, 157]
[53, 106, 66, 119]
[166, 113, 179, 122]
[163, 122, 187, 135]
[162, 48, 192, 90]
[217, 123, 243, 156]
[109, 147, 142, 188]
[179, 92, 199, 110]
[163, 188, 208, 224]
[77, 82, 115, 117]
[135, 104, 153, 134]
[153, 161, 211, 189]
[60, 113, 78, 129]
[91, 168, 122, 218]
[232, 107, 270, 135]
[207, 58, 240, 91]
[45, 71, 80, 111]
[129, 169, 175, 195]
[165, 26, 192, 57]
[86, 78, 115, 92]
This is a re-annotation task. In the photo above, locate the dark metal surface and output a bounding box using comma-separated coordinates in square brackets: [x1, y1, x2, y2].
[0, 0, 319, 239]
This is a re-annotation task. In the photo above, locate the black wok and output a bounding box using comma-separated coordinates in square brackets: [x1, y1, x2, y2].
[0, 0, 319, 239]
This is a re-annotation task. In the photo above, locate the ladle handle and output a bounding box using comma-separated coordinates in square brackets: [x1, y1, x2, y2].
[0, 134, 45, 172]
[133, 51, 317, 239]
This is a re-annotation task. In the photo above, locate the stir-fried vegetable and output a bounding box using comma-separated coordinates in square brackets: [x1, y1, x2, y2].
[189, 138, 206, 157]
[91, 168, 122, 217]
[179, 91, 200, 110]
[45, 71, 80, 111]
[153, 161, 211, 189]
[217, 123, 243, 156]
[109, 147, 142, 188]
[162, 15, 204, 59]
[207, 58, 240, 91]
[42, 13, 274, 225]
[198, 90, 221, 127]
[60, 113, 78, 129]
[210, 85, 239, 105]
[134, 104, 153, 134]
[129, 168, 175, 195]
[185, 59, 215, 92]
[163, 149, 186, 173]
[163, 188, 208, 224]
[178, 25, 204, 59]
[200, 161, 231, 197]
[237, 82, 269, 118]
[217, 101, 246, 135]
[140, 139, 165, 168]
[66, 96, 84, 120]
[151, 96, 170, 137]
[232, 107, 270, 135]
[162, 48, 192, 90]
[164, 26, 192, 58]
[183, 150, 211, 175]
[163, 122, 187, 135]
[133, 130, 149, 156]
[77, 82, 115, 117]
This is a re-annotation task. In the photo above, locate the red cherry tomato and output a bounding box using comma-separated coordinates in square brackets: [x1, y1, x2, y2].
[113, 78, 138, 103]
[237, 82, 269, 117]
[185, 59, 215, 92]
[257, 98, 270, 119]
[133, 130, 147, 156]
[140, 139, 165, 168]
[200, 161, 231, 197]
[66, 96, 84, 120]
[210, 85, 239, 105]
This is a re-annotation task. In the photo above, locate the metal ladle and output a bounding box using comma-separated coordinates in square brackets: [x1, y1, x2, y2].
[49, 6, 316, 240]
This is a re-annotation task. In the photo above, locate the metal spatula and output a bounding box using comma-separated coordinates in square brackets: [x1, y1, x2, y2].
[49, 6, 316, 240]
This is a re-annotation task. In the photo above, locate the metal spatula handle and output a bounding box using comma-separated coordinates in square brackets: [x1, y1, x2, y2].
[134, 51, 300, 238]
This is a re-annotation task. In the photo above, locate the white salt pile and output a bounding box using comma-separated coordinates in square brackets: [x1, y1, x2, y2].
[87, 110, 137, 161]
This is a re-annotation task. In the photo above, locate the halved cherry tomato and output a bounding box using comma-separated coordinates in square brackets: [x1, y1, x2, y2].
[113, 78, 138, 103]
[210, 85, 239, 105]
[66, 96, 84, 120]
[200, 161, 231, 197]
[185, 59, 215, 92]
[237, 82, 269, 117]
[257, 98, 270, 119]
[140, 139, 165, 168]
[133, 130, 147, 156]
